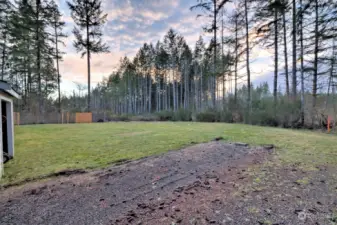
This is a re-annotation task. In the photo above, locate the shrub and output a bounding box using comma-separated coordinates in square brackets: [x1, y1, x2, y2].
[196, 110, 219, 122]
[110, 114, 130, 121]
[173, 109, 192, 121]
[130, 114, 159, 121]
[195, 109, 239, 123]
[251, 110, 279, 127]
[218, 110, 234, 123]
[155, 110, 174, 121]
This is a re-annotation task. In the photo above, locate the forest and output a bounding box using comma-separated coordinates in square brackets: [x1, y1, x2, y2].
[0, 0, 336, 128]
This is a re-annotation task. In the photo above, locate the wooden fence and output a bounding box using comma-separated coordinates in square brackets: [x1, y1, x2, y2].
[14, 112, 20, 125]
[75, 112, 92, 123]
[13, 112, 93, 125]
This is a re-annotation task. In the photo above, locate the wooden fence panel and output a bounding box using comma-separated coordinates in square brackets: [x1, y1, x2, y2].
[14, 112, 20, 125]
[75, 112, 92, 123]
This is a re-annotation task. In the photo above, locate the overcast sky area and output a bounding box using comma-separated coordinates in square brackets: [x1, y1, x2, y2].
[58, 0, 275, 95]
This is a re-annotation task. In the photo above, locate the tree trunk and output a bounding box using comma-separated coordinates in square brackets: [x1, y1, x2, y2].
[206, 76, 209, 107]
[282, 2, 289, 97]
[1, 17, 7, 80]
[86, 7, 91, 112]
[128, 74, 131, 114]
[326, 66, 332, 109]
[168, 75, 171, 110]
[221, 9, 225, 108]
[73, 90, 76, 109]
[148, 74, 152, 112]
[274, 8, 278, 108]
[194, 65, 198, 111]
[161, 73, 164, 111]
[292, 0, 297, 98]
[184, 62, 188, 109]
[1, 35, 6, 80]
[312, 0, 318, 109]
[300, 0, 305, 125]
[200, 66, 203, 110]
[54, 20, 61, 113]
[142, 74, 144, 113]
[159, 74, 162, 111]
[234, 13, 238, 104]
[326, 35, 336, 110]
[158, 74, 161, 112]
[177, 71, 180, 109]
[27, 37, 32, 95]
[212, 0, 217, 108]
[244, 0, 251, 123]
[36, 0, 44, 123]
[143, 74, 145, 113]
[180, 68, 183, 109]
[24, 61, 28, 103]
[165, 72, 168, 110]
[173, 67, 177, 111]
[156, 74, 159, 111]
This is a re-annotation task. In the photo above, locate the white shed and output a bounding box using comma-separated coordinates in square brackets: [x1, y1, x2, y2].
[0, 81, 21, 177]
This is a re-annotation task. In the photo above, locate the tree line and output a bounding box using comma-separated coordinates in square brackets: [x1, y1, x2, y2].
[1, 0, 336, 127]
[0, 0, 67, 114]
[0, 0, 108, 122]
[86, 0, 336, 127]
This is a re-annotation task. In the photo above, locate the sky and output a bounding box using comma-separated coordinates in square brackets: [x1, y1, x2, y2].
[58, 0, 275, 96]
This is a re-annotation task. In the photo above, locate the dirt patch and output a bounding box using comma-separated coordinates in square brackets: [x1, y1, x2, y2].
[1, 169, 88, 189]
[117, 164, 337, 225]
[0, 142, 336, 225]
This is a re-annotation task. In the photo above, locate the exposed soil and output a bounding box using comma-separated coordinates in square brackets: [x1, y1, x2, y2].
[0, 142, 336, 225]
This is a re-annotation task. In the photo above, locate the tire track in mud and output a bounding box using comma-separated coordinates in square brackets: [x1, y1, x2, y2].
[0, 142, 271, 225]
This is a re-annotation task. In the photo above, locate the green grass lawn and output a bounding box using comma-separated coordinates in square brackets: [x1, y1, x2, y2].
[2, 122, 337, 185]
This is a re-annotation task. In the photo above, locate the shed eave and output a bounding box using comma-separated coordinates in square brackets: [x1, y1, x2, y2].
[0, 81, 21, 99]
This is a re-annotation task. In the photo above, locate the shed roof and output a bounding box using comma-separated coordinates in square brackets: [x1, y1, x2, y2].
[0, 81, 21, 99]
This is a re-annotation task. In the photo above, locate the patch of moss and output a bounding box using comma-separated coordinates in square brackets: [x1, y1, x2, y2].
[247, 206, 260, 214]
[295, 177, 310, 185]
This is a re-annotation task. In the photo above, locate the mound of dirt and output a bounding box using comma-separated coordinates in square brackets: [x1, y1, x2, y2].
[0, 142, 336, 225]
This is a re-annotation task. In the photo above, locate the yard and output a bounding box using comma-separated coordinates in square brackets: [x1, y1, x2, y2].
[2, 122, 337, 185]
[1, 122, 337, 224]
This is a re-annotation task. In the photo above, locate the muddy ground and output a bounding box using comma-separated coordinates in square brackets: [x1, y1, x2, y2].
[0, 142, 336, 225]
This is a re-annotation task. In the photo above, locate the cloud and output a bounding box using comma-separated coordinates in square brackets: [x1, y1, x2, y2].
[57, 0, 203, 94]
[106, 2, 133, 22]
[59, 0, 200, 83]
[60, 51, 125, 84]
[61, 15, 73, 24]
[58, 0, 274, 95]
[138, 9, 169, 21]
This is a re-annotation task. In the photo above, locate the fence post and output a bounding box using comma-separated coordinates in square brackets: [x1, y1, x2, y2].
[328, 115, 331, 133]
[13, 112, 20, 125]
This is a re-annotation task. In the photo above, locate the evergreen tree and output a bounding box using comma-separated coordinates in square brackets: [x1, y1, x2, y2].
[255, 0, 286, 108]
[7, 0, 57, 113]
[48, 0, 67, 113]
[31, 0, 58, 118]
[243, 0, 252, 122]
[190, 0, 231, 108]
[0, 0, 12, 80]
[292, 0, 297, 98]
[7, 0, 35, 99]
[163, 29, 182, 111]
[67, 0, 110, 111]
[193, 36, 206, 110]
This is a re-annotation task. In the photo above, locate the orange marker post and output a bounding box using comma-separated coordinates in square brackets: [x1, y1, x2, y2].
[327, 115, 331, 133]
